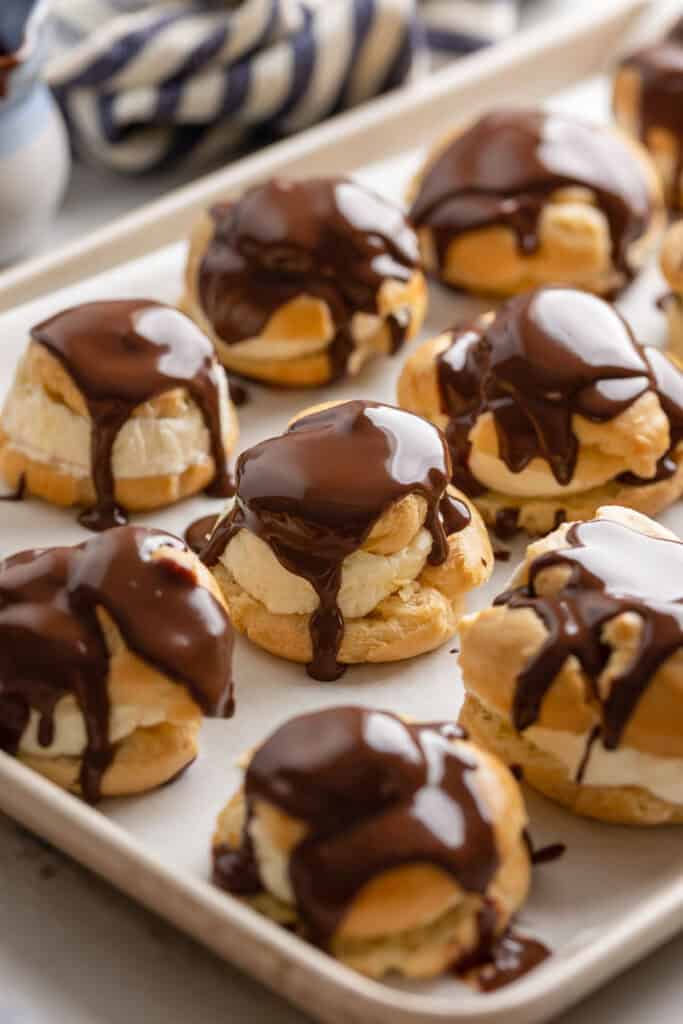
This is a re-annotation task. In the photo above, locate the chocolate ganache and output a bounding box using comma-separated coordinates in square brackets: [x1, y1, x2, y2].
[620, 18, 683, 208]
[213, 706, 500, 947]
[436, 287, 679, 495]
[198, 178, 419, 379]
[495, 517, 683, 750]
[201, 400, 470, 680]
[31, 299, 233, 532]
[0, 526, 234, 803]
[410, 110, 652, 283]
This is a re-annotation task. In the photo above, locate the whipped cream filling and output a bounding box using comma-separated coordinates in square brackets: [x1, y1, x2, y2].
[19, 695, 166, 759]
[1, 368, 231, 479]
[525, 724, 683, 806]
[221, 525, 433, 618]
[249, 811, 296, 905]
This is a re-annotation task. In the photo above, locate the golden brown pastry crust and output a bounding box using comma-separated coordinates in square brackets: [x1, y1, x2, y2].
[213, 734, 530, 979]
[472, 451, 683, 537]
[461, 693, 683, 826]
[459, 506, 683, 824]
[0, 341, 239, 513]
[15, 544, 227, 799]
[22, 719, 201, 798]
[613, 63, 683, 210]
[408, 124, 664, 298]
[182, 209, 428, 387]
[212, 484, 492, 667]
[397, 330, 683, 536]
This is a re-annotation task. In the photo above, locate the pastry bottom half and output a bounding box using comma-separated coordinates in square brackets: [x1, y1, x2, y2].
[475, 453, 683, 538]
[460, 693, 683, 827]
[0, 433, 219, 512]
[213, 563, 464, 667]
[20, 719, 201, 799]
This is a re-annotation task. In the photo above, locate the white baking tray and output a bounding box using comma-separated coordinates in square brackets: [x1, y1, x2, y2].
[2, 4, 683, 1023]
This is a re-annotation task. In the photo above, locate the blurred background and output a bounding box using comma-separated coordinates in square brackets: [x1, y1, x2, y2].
[0, 0, 642, 270]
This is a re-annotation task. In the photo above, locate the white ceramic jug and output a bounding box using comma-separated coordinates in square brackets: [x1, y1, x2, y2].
[0, 0, 70, 265]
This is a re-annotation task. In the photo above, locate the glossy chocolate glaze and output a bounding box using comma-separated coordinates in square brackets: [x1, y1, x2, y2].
[410, 109, 651, 284]
[0, 526, 233, 803]
[621, 18, 683, 208]
[184, 513, 221, 555]
[436, 287, 673, 495]
[475, 930, 550, 991]
[496, 517, 683, 751]
[31, 300, 233, 532]
[202, 400, 465, 680]
[198, 178, 419, 381]
[213, 707, 500, 946]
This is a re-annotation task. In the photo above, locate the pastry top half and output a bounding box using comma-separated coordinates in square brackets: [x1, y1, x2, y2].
[0, 525, 234, 802]
[408, 108, 663, 297]
[212, 705, 530, 975]
[398, 286, 683, 513]
[614, 16, 683, 209]
[201, 399, 492, 679]
[0, 299, 238, 531]
[460, 506, 683, 807]
[183, 177, 427, 386]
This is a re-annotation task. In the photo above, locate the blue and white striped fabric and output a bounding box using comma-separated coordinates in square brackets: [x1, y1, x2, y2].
[46, 0, 519, 174]
[422, 1, 518, 58]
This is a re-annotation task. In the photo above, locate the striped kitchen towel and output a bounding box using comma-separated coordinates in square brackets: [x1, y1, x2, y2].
[46, 0, 519, 174]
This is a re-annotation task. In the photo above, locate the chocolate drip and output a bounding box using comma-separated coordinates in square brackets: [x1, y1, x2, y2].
[0, 475, 25, 502]
[0, 526, 234, 802]
[31, 300, 233, 532]
[184, 513, 221, 556]
[198, 179, 419, 381]
[227, 379, 249, 407]
[495, 517, 683, 750]
[436, 288, 663, 495]
[528, 841, 566, 866]
[213, 707, 499, 946]
[410, 109, 651, 283]
[493, 509, 520, 541]
[475, 930, 550, 992]
[439, 491, 472, 535]
[202, 400, 462, 680]
[621, 21, 683, 209]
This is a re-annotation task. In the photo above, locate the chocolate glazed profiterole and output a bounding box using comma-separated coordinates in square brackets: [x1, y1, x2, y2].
[0, 526, 234, 803]
[614, 17, 683, 209]
[398, 286, 683, 537]
[212, 706, 541, 983]
[497, 519, 683, 746]
[184, 178, 427, 386]
[409, 109, 659, 296]
[201, 399, 483, 681]
[0, 299, 236, 531]
[459, 506, 683, 824]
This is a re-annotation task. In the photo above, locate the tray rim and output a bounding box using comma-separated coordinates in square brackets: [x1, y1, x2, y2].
[1, 2, 680, 1022]
[0, 0, 653, 313]
[3, 747, 683, 1024]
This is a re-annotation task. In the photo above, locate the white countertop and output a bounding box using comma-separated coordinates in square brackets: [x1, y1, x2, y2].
[4, 1, 683, 1022]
